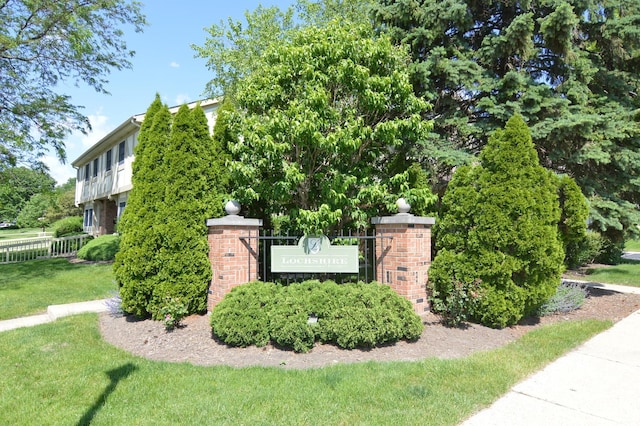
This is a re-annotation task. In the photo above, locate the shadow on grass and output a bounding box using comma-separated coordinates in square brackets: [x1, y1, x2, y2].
[77, 363, 137, 426]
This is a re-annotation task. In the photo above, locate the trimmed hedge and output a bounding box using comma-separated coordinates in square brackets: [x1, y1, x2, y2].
[52, 216, 83, 237]
[77, 234, 120, 261]
[210, 280, 424, 353]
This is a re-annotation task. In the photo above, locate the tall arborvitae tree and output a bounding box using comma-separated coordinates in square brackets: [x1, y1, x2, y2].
[373, 0, 640, 256]
[150, 104, 227, 316]
[115, 98, 228, 319]
[114, 97, 172, 317]
[429, 115, 565, 328]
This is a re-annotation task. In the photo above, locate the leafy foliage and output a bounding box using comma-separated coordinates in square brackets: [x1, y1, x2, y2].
[429, 116, 565, 328]
[0, 0, 146, 169]
[159, 297, 188, 330]
[194, 0, 374, 97]
[211, 280, 423, 353]
[114, 96, 228, 320]
[77, 234, 120, 261]
[226, 21, 435, 233]
[45, 178, 82, 223]
[0, 167, 55, 222]
[373, 0, 640, 250]
[15, 193, 50, 228]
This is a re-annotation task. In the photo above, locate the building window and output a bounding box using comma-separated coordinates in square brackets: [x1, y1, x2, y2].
[118, 202, 126, 219]
[84, 164, 90, 181]
[93, 158, 99, 177]
[118, 141, 125, 164]
[84, 208, 93, 227]
[106, 149, 112, 171]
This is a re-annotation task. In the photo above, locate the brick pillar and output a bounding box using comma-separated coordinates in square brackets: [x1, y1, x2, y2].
[371, 212, 435, 314]
[206, 213, 262, 312]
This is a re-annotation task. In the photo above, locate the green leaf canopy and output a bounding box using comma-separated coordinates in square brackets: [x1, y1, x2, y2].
[227, 21, 436, 233]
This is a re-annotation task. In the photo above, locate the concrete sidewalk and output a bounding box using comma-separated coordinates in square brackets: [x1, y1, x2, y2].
[0, 299, 108, 332]
[462, 283, 640, 425]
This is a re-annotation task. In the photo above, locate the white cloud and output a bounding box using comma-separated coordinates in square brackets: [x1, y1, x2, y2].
[170, 61, 180, 68]
[42, 154, 76, 186]
[174, 93, 191, 105]
[42, 109, 111, 185]
[80, 110, 110, 148]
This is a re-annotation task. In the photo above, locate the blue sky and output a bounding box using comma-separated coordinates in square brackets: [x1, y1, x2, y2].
[45, 0, 294, 184]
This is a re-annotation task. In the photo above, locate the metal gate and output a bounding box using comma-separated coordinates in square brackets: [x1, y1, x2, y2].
[241, 229, 390, 284]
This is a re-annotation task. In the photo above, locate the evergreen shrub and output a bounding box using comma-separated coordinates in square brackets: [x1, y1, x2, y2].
[77, 234, 120, 261]
[114, 97, 228, 320]
[565, 230, 605, 268]
[210, 280, 423, 352]
[429, 115, 566, 328]
[52, 216, 83, 237]
[210, 281, 279, 347]
[557, 175, 590, 268]
[596, 237, 625, 265]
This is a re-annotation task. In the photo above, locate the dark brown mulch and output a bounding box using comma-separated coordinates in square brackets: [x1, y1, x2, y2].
[99, 287, 640, 369]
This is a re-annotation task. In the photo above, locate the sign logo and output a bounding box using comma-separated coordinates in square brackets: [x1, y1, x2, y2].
[271, 235, 359, 273]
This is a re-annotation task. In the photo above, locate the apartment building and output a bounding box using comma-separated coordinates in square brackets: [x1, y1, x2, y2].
[71, 99, 220, 236]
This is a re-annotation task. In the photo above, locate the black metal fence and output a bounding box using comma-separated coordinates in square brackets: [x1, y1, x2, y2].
[248, 229, 384, 284]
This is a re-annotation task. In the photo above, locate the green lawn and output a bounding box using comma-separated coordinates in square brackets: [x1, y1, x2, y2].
[0, 259, 115, 320]
[625, 239, 640, 252]
[0, 314, 609, 425]
[0, 227, 51, 241]
[565, 262, 640, 288]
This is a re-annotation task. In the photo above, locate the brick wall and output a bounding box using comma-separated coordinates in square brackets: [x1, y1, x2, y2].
[207, 218, 261, 312]
[96, 199, 117, 236]
[373, 216, 435, 313]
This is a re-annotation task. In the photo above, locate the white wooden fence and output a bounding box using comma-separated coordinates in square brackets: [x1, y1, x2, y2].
[0, 234, 91, 264]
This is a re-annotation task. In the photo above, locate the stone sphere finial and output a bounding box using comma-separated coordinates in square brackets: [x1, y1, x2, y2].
[225, 200, 241, 216]
[396, 198, 411, 214]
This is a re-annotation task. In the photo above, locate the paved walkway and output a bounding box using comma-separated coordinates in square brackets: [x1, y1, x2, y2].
[0, 299, 108, 332]
[462, 280, 640, 425]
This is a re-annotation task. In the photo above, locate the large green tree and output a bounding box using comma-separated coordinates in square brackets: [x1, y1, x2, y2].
[0, 166, 55, 222]
[372, 0, 640, 250]
[15, 193, 50, 228]
[226, 21, 435, 232]
[149, 104, 227, 315]
[44, 178, 82, 223]
[193, 0, 374, 98]
[0, 0, 146, 169]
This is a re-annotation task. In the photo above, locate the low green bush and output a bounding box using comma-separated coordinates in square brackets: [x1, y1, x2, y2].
[210, 280, 424, 352]
[52, 216, 83, 237]
[210, 281, 279, 347]
[537, 282, 588, 316]
[596, 237, 625, 265]
[565, 230, 605, 269]
[76, 234, 120, 261]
